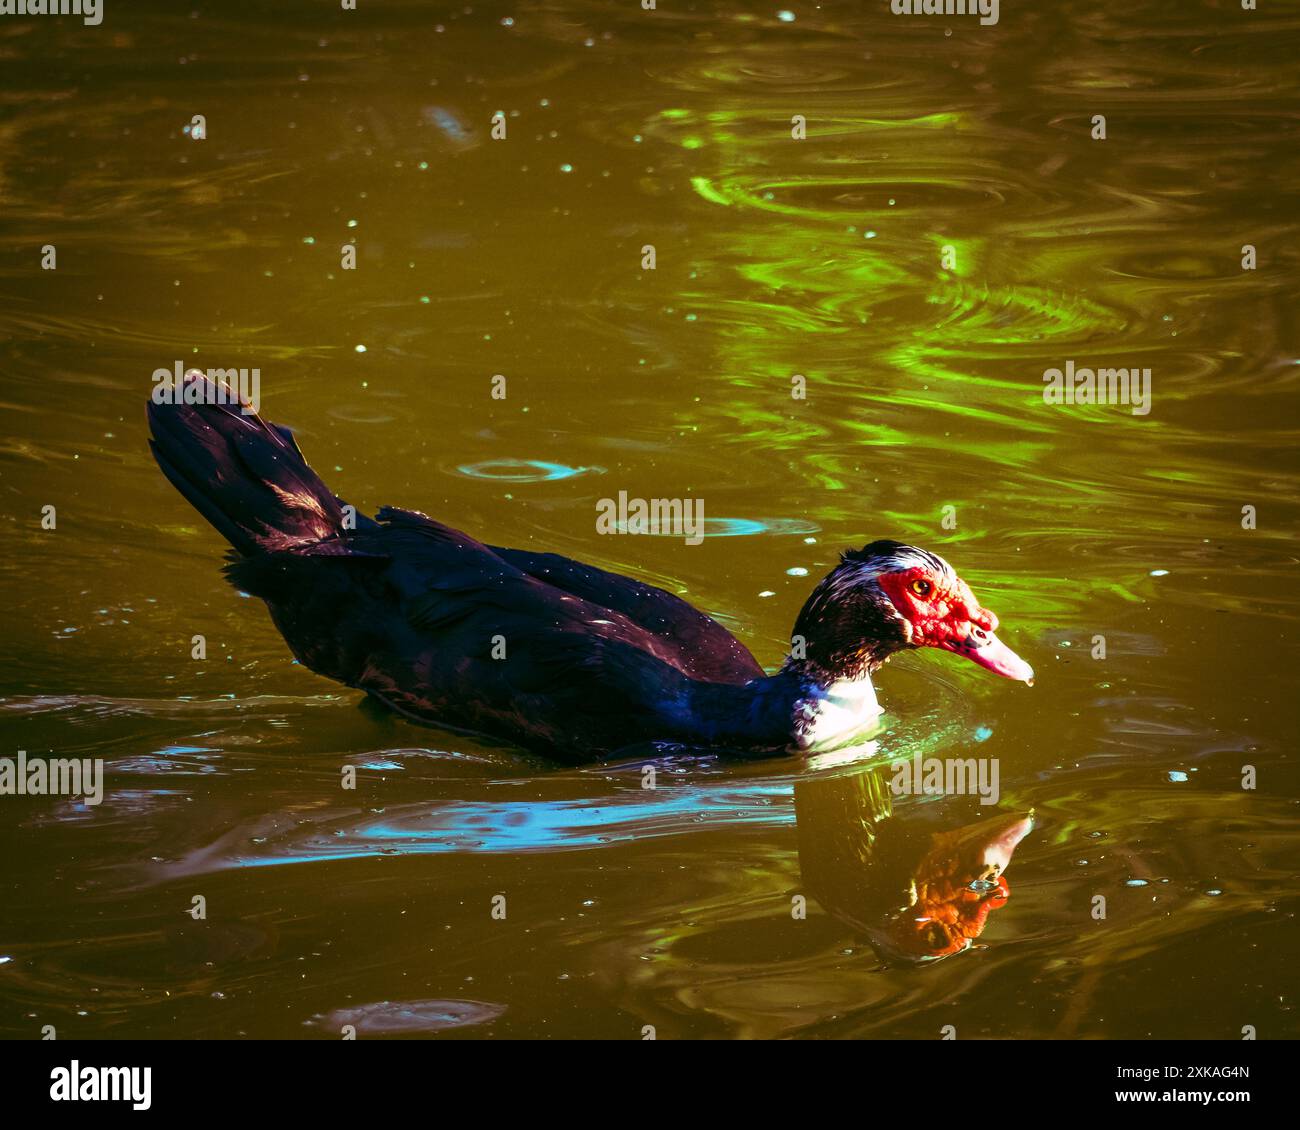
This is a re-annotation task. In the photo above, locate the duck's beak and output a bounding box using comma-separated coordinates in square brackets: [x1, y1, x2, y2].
[938, 626, 1035, 684]
[976, 812, 1036, 873]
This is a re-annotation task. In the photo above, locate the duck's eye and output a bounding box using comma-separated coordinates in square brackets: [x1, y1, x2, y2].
[910, 578, 933, 598]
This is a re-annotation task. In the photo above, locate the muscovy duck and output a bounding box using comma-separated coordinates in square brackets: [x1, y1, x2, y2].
[147, 375, 1033, 761]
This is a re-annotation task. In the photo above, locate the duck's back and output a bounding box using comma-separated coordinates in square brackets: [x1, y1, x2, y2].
[229, 507, 765, 756]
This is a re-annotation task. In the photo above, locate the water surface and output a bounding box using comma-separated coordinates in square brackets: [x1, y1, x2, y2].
[1, 1, 1297, 1039]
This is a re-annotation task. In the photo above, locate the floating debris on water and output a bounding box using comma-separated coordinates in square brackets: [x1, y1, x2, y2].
[422, 105, 477, 150]
[306, 998, 506, 1035]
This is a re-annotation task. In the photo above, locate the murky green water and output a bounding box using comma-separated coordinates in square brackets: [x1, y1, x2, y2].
[1, 1, 1297, 1039]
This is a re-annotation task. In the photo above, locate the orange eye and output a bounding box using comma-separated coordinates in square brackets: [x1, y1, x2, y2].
[910, 578, 933, 598]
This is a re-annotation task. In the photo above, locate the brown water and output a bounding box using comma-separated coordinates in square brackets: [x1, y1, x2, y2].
[1, 1, 1298, 1040]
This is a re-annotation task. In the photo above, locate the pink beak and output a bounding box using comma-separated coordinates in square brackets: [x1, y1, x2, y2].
[980, 813, 1036, 871]
[941, 630, 1035, 684]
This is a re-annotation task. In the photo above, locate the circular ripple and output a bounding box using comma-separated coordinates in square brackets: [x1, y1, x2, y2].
[455, 459, 605, 483]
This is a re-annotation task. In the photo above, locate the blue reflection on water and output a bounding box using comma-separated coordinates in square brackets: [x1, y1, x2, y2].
[215, 782, 796, 872]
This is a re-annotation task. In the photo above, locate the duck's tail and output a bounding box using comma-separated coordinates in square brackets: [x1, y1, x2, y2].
[147, 373, 347, 556]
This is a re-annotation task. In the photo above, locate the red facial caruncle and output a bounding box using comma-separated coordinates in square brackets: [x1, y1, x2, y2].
[876, 566, 1034, 684]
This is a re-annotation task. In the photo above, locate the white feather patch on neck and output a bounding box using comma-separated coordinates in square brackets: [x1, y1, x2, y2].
[790, 672, 884, 753]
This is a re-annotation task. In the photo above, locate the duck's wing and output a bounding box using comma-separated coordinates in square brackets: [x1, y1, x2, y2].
[227, 508, 722, 754]
[488, 546, 764, 684]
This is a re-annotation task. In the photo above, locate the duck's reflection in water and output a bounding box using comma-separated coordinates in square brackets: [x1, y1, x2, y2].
[795, 763, 1033, 963]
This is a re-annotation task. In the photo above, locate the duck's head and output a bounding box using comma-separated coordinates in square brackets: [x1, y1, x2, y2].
[890, 810, 1035, 961]
[789, 539, 1034, 685]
